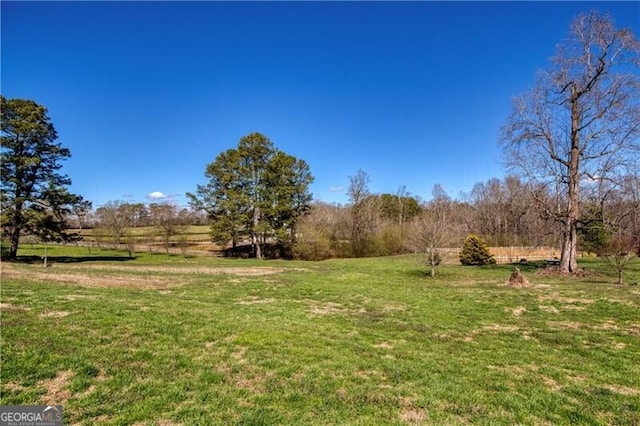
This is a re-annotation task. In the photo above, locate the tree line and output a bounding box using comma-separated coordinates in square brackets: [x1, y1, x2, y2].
[62, 169, 639, 268]
[2, 11, 639, 277]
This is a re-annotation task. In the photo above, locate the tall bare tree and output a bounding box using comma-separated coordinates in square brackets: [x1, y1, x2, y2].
[348, 169, 381, 257]
[502, 11, 640, 274]
[95, 201, 132, 246]
[411, 187, 454, 277]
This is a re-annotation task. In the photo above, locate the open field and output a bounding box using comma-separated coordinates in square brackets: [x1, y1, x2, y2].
[1, 245, 639, 425]
[73, 226, 562, 261]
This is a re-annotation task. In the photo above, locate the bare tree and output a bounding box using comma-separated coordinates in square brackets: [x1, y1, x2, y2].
[149, 203, 189, 254]
[348, 169, 381, 257]
[411, 208, 447, 277]
[95, 201, 131, 246]
[502, 11, 640, 274]
[587, 174, 640, 284]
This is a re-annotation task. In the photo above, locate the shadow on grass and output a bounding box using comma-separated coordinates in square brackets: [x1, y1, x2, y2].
[498, 261, 547, 273]
[5, 255, 136, 264]
[405, 261, 547, 278]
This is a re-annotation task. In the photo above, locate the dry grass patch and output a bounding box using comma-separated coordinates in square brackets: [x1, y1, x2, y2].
[60, 294, 98, 301]
[68, 263, 300, 277]
[506, 306, 527, 317]
[306, 300, 350, 316]
[465, 324, 520, 342]
[382, 303, 407, 313]
[0, 303, 31, 311]
[4, 381, 26, 392]
[538, 293, 596, 305]
[539, 305, 560, 314]
[547, 321, 582, 330]
[235, 296, 276, 305]
[603, 384, 639, 396]
[541, 375, 562, 392]
[592, 320, 619, 331]
[399, 407, 427, 423]
[2, 262, 300, 290]
[39, 370, 74, 406]
[2, 263, 175, 289]
[39, 310, 70, 318]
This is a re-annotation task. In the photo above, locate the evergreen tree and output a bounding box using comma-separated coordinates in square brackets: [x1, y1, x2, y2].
[459, 234, 496, 266]
[1, 96, 87, 259]
[188, 132, 313, 258]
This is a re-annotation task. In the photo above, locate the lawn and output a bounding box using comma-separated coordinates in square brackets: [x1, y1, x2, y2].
[1, 246, 639, 425]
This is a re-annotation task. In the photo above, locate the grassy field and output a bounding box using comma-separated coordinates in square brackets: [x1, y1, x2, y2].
[1, 245, 639, 425]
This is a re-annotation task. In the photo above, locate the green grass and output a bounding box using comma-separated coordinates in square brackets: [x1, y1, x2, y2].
[1, 246, 639, 425]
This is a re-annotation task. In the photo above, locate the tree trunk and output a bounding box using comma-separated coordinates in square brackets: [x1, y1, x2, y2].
[560, 85, 581, 274]
[252, 207, 262, 259]
[617, 263, 623, 285]
[559, 220, 579, 273]
[9, 225, 21, 260]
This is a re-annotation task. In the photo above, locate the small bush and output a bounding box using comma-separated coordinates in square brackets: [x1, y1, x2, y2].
[459, 234, 496, 265]
[293, 226, 332, 261]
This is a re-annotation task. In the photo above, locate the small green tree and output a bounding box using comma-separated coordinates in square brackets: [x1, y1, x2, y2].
[459, 234, 496, 266]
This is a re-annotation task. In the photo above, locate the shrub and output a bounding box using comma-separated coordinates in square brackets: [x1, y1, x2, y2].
[293, 225, 332, 261]
[459, 234, 496, 265]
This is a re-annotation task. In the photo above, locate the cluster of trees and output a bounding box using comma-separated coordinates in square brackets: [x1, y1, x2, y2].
[187, 132, 313, 259]
[2, 11, 638, 280]
[89, 201, 194, 255]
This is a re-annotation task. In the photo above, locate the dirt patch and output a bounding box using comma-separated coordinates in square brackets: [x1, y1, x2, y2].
[40, 370, 74, 405]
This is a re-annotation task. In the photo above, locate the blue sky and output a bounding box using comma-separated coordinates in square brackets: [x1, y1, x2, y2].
[2, 1, 638, 207]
